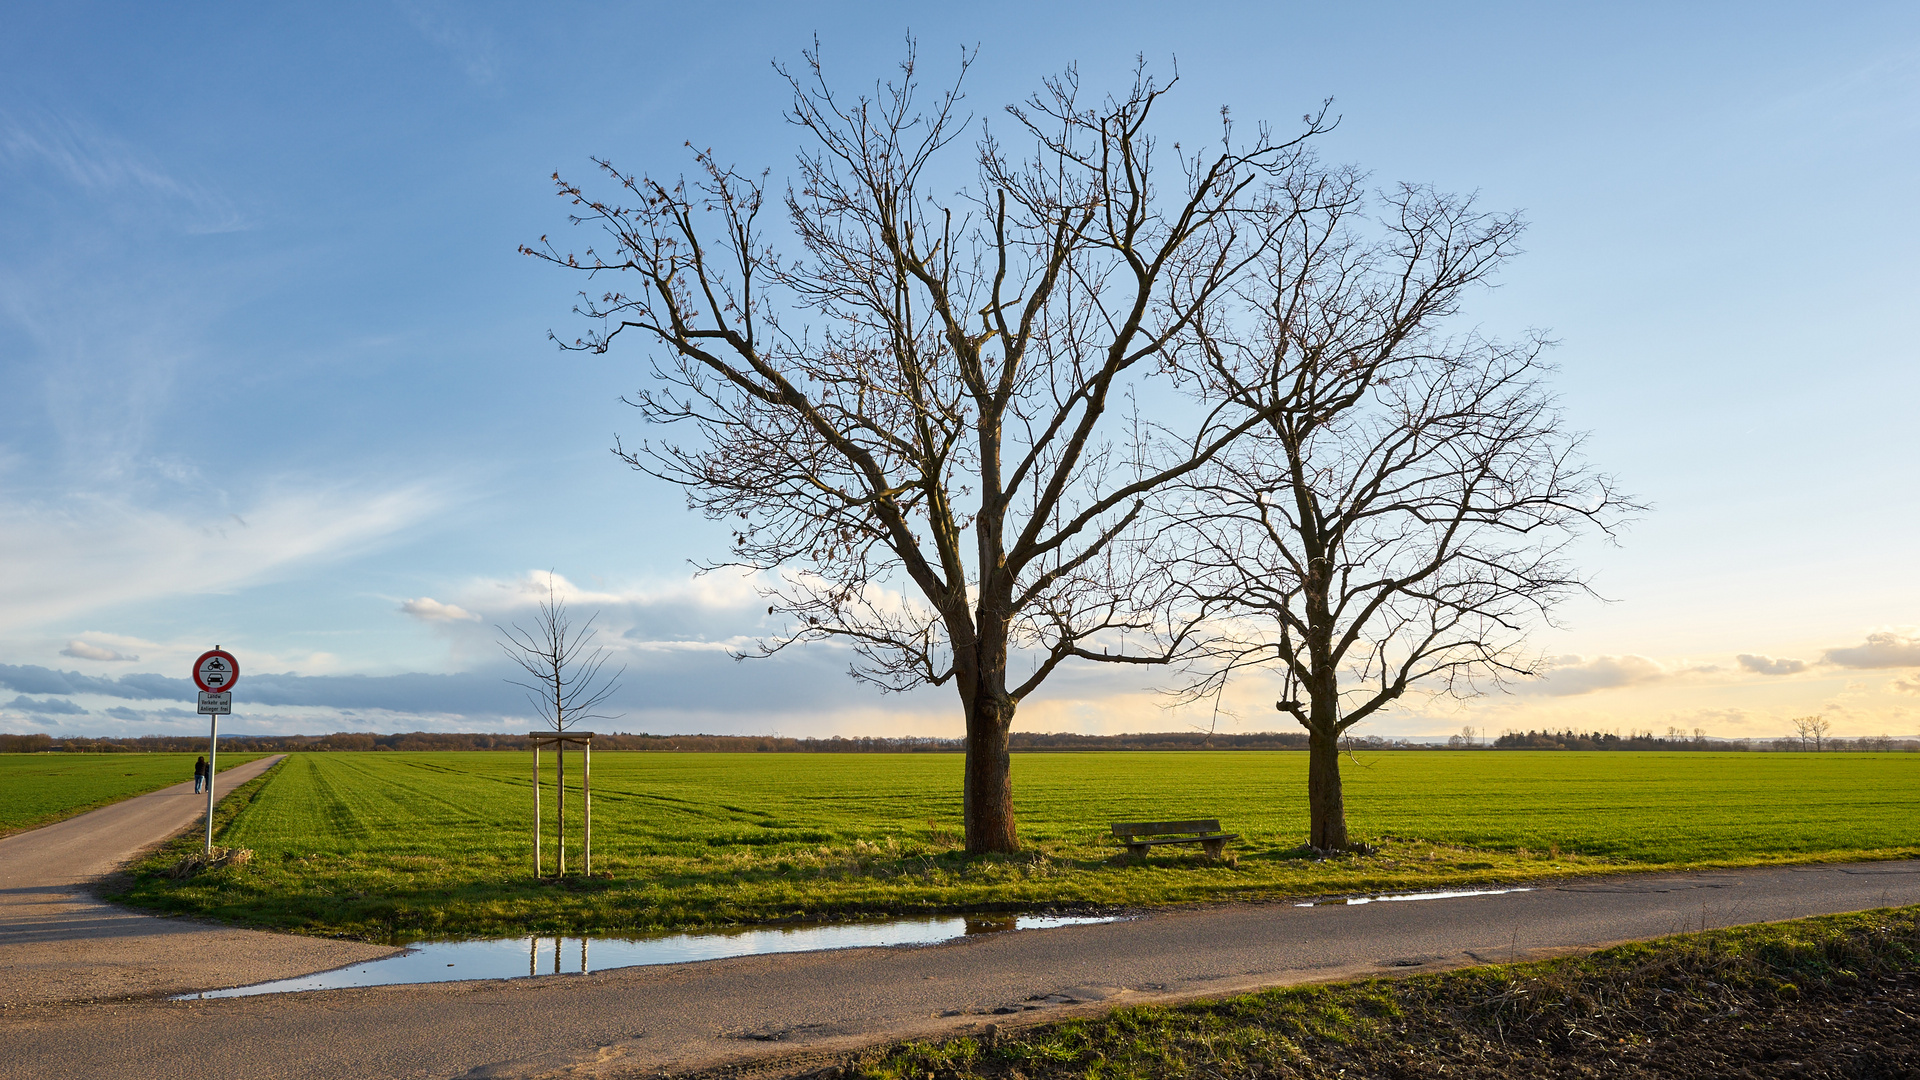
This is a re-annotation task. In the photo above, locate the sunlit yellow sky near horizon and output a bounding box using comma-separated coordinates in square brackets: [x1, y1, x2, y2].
[2, 2, 1915, 743]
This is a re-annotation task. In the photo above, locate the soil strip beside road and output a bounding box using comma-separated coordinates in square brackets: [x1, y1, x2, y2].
[0, 755, 396, 1007]
[4, 861, 1918, 1080]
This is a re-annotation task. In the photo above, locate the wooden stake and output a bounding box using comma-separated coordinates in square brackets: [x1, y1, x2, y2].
[583, 739, 592, 876]
[557, 740, 566, 877]
[532, 742, 541, 877]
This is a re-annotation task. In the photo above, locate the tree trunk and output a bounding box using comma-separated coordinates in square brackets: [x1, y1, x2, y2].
[1307, 727, 1348, 850]
[963, 693, 1018, 854]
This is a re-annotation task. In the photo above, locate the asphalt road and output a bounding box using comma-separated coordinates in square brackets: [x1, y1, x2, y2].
[4, 858, 1918, 1080]
[0, 755, 394, 1008]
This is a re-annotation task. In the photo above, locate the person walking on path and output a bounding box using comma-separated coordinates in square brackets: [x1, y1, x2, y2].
[193, 757, 209, 795]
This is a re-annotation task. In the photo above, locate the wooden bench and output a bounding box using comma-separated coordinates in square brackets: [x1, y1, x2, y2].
[1112, 819, 1239, 858]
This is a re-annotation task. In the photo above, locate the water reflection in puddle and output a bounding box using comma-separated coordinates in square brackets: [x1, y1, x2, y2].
[176, 914, 1120, 999]
[1295, 886, 1533, 907]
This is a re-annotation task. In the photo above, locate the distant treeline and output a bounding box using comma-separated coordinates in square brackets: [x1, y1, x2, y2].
[1493, 729, 1920, 752]
[4, 728, 1913, 755]
[0, 729, 1328, 754]
[1495, 729, 1735, 751]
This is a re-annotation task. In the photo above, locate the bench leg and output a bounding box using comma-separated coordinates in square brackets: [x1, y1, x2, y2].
[1202, 838, 1226, 859]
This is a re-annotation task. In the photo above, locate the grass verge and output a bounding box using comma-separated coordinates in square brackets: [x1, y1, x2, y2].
[101, 750, 1920, 940]
[837, 906, 1920, 1080]
[0, 752, 267, 838]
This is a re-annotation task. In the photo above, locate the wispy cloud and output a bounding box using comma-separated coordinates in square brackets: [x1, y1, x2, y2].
[101, 705, 199, 724]
[1737, 653, 1807, 676]
[397, 1, 501, 86]
[1514, 654, 1713, 697]
[60, 640, 139, 662]
[450, 569, 777, 651]
[0, 106, 247, 233]
[0, 482, 447, 635]
[1823, 632, 1920, 670]
[400, 597, 480, 622]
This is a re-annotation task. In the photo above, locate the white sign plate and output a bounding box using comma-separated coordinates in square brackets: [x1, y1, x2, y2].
[197, 691, 232, 715]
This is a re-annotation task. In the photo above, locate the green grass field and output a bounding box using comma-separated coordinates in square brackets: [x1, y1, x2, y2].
[0, 753, 268, 837]
[106, 749, 1920, 941]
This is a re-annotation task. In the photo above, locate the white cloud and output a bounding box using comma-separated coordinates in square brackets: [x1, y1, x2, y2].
[1513, 654, 1707, 697]
[1823, 631, 1920, 670]
[0, 483, 445, 635]
[400, 597, 480, 622]
[1737, 653, 1807, 676]
[59, 639, 139, 662]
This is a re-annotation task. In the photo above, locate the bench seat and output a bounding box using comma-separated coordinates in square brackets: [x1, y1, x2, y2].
[1112, 819, 1238, 857]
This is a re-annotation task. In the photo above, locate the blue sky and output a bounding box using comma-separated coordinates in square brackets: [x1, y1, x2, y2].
[3, 2, 1916, 741]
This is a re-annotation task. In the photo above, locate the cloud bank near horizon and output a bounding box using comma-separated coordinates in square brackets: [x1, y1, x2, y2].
[7, 571, 1918, 741]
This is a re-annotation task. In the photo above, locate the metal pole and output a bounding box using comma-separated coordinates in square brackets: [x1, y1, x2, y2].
[204, 712, 219, 855]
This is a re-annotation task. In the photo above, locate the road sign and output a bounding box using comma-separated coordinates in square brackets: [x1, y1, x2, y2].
[193, 649, 239, 693]
[197, 691, 231, 715]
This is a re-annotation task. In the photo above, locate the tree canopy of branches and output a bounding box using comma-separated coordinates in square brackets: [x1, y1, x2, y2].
[498, 579, 623, 733]
[1792, 715, 1832, 751]
[1172, 176, 1633, 850]
[525, 44, 1334, 852]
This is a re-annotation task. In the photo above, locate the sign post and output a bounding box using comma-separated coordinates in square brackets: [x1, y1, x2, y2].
[193, 649, 240, 855]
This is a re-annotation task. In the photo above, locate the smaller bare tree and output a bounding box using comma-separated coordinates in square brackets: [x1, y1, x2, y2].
[499, 578, 622, 878]
[1791, 714, 1831, 752]
[498, 578, 624, 733]
[1167, 179, 1635, 851]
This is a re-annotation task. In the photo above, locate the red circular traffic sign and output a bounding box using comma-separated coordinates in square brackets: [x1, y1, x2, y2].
[193, 649, 240, 693]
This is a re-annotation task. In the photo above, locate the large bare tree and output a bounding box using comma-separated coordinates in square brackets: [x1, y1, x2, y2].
[1172, 178, 1633, 850]
[525, 46, 1334, 852]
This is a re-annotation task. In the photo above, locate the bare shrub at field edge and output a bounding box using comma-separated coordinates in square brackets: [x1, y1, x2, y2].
[167, 846, 253, 878]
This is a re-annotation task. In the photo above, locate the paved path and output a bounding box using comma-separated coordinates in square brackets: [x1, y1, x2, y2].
[0, 755, 394, 1007]
[3, 859, 1917, 1080]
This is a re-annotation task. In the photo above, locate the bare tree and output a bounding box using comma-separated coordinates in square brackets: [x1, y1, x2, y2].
[498, 578, 624, 733]
[1169, 180, 1633, 850]
[524, 44, 1335, 852]
[1791, 714, 1831, 751]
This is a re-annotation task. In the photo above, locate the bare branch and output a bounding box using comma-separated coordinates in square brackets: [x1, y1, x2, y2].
[497, 576, 625, 732]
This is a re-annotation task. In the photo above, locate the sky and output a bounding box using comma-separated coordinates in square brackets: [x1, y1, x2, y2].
[2, 2, 1916, 743]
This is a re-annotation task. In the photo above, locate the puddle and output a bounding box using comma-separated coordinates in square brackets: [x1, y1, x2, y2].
[175, 914, 1121, 999]
[1295, 886, 1533, 907]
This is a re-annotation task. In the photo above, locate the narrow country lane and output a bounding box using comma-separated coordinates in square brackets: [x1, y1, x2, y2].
[0, 755, 396, 1007]
[2, 854, 1917, 1080]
